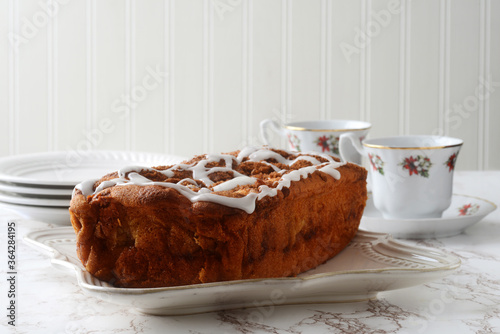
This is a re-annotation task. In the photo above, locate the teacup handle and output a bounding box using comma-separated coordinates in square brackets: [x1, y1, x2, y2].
[260, 119, 285, 145]
[339, 132, 365, 163]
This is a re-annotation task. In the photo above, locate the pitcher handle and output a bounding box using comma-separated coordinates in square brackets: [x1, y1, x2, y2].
[260, 119, 285, 146]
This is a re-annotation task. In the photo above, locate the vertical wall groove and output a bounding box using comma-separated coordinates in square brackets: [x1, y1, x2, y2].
[287, 0, 292, 120]
[248, 0, 253, 144]
[398, 0, 406, 135]
[202, 0, 214, 153]
[359, 0, 366, 123]
[86, 0, 97, 134]
[324, 0, 333, 120]
[438, 0, 451, 137]
[242, 0, 248, 143]
[47, 0, 58, 151]
[280, 0, 292, 129]
[483, 0, 491, 169]
[125, 0, 136, 151]
[365, 0, 371, 124]
[444, 0, 451, 136]
[8, 0, 19, 155]
[320, 0, 327, 120]
[405, 3, 411, 135]
[478, 0, 490, 170]
[164, 0, 175, 153]
[131, 0, 136, 151]
[478, 0, 485, 170]
[327, 0, 333, 120]
[438, 0, 446, 135]
[399, 0, 411, 135]
[242, 0, 253, 146]
[360, 0, 371, 123]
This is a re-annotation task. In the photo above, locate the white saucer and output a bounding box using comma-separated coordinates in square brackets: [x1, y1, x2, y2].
[0, 191, 70, 207]
[0, 150, 186, 187]
[0, 151, 187, 225]
[360, 193, 497, 239]
[0, 202, 70, 225]
[0, 181, 73, 196]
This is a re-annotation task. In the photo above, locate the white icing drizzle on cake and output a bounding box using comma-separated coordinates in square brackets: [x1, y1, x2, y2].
[74, 147, 345, 214]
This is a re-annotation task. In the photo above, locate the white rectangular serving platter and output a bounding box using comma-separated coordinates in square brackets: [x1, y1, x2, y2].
[24, 227, 460, 315]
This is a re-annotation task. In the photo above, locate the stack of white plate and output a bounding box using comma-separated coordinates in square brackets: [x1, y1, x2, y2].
[0, 151, 185, 225]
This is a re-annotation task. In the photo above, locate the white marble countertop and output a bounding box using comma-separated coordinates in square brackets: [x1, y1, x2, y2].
[1, 171, 499, 334]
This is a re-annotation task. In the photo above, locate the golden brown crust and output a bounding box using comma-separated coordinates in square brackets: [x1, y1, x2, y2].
[69, 148, 367, 288]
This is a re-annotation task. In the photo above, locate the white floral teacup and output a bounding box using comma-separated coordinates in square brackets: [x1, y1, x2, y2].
[340, 134, 463, 219]
[260, 119, 371, 163]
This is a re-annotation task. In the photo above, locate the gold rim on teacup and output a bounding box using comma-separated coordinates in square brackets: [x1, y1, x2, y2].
[362, 136, 463, 150]
[284, 121, 372, 132]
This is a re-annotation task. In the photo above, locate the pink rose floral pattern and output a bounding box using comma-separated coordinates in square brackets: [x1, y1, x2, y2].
[458, 203, 480, 216]
[368, 153, 384, 175]
[445, 152, 458, 172]
[399, 155, 432, 178]
[315, 135, 340, 155]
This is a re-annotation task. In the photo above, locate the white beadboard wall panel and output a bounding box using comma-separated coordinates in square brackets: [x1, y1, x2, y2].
[93, 0, 127, 151]
[56, 0, 87, 152]
[448, 0, 481, 171]
[488, 0, 500, 170]
[18, 0, 49, 154]
[172, 0, 204, 157]
[368, 0, 401, 138]
[133, 0, 166, 153]
[407, 0, 441, 136]
[2, 0, 499, 170]
[329, 0, 362, 121]
[250, 0, 282, 148]
[290, 0, 321, 120]
[0, 1, 9, 156]
[213, 0, 244, 153]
